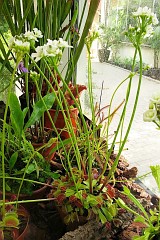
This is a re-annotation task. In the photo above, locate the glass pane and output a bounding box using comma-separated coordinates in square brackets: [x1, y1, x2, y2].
[80, 0, 160, 196]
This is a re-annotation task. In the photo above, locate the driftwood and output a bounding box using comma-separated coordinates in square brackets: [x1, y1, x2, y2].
[59, 210, 134, 240]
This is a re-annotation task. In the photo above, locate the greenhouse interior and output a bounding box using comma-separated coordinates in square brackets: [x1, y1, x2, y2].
[0, 0, 160, 239]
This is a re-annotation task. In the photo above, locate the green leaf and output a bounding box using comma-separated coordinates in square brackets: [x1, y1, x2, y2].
[24, 92, 55, 130]
[122, 187, 150, 221]
[9, 93, 24, 138]
[65, 189, 75, 197]
[134, 216, 147, 225]
[5, 182, 11, 192]
[123, 185, 131, 195]
[150, 215, 158, 223]
[108, 204, 117, 217]
[98, 209, 107, 224]
[26, 163, 36, 174]
[86, 195, 98, 206]
[150, 165, 160, 191]
[133, 236, 146, 240]
[9, 152, 18, 171]
[23, 107, 29, 120]
[3, 212, 19, 228]
[34, 160, 39, 178]
[101, 207, 113, 221]
[116, 198, 138, 216]
[46, 172, 60, 179]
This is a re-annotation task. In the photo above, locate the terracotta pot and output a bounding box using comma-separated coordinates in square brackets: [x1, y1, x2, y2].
[32, 141, 57, 161]
[44, 108, 79, 139]
[0, 205, 29, 240]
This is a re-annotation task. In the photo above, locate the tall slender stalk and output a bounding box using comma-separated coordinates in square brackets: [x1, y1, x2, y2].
[1, 60, 19, 214]
[108, 46, 143, 179]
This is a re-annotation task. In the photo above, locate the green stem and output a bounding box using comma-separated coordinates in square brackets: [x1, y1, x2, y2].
[108, 45, 143, 179]
[24, 55, 30, 119]
[1, 61, 19, 215]
[0, 176, 53, 188]
[97, 45, 138, 184]
[0, 198, 56, 207]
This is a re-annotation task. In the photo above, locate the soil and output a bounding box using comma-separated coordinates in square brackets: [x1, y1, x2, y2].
[143, 68, 160, 81]
[23, 154, 158, 240]
[109, 61, 160, 81]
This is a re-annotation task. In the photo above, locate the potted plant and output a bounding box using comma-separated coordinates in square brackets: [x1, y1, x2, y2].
[43, 80, 87, 139]
[48, 167, 117, 228]
[0, 201, 29, 240]
[98, 24, 121, 62]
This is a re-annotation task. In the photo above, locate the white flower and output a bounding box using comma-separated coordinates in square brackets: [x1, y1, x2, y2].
[31, 38, 72, 61]
[133, 6, 151, 17]
[46, 39, 59, 48]
[144, 25, 154, 38]
[150, 92, 160, 104]
[24, 31, 37, 41]
[143, 109, 157, 122]
[44, 43, 61, 57]
[31, 46, 45, 62]
[24, 28, 43, 42]
[133, 6, 158, 26]
[33, 28, 43, 39]
[151, 13, 159, 25]
[14, 39, 30, 52]
[58, 38, 72, 48]
[43, 39, 61, 57]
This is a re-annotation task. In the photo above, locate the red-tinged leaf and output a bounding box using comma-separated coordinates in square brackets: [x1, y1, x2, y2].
[3, 213, 19, 228]
[60, 186, 67, 192]
[69, 195, 77, 203]
[105, 221, 111, 230]
[102, 193, 108, 200]
[96, 196, 103, 206]
[82, 192, 87, 199]
[107, 184, 115, 198]
[72, 84, 87, 97]
[74, 199, 83, 208]
[61, 176, 68, 182]
[56, 193, 66, 204]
